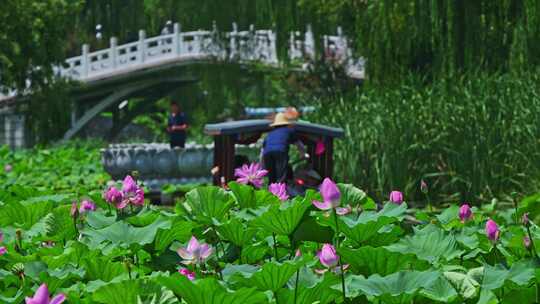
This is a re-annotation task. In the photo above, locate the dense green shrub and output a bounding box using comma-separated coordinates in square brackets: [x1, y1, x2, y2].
[308, 73, 540, 204]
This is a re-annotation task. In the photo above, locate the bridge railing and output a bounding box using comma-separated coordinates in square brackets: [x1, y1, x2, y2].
[1, 23, 365, 103]
[58, 23, 364, 82]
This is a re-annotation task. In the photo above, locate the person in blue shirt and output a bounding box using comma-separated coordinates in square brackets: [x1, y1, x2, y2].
[167, 101, 188, 148]
[262, 112, 304, 183]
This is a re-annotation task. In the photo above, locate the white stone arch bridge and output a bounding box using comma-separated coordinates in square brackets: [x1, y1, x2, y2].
[0, 23, 365, 146]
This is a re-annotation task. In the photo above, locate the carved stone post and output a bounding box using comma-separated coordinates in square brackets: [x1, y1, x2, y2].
[173, 23, 182, 55]
[138, 30, 146, 63]
[230, 23, 238, 60]
[110, 37, 118, 68]
[81, 44, 90, 78]
[268, 30, 278, 64]
[305, 25, 315, 60]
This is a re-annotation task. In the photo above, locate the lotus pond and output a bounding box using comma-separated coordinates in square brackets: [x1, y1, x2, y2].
[1, 144, 540, 304]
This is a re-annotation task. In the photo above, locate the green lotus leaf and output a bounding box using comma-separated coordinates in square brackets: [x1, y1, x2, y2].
[228, 181, 258, 209]
[442, 271, 480, 299]
[153, 219, 195, 252]
[250, 196, 312, 236]
[241, 243, 268, 264]
[86, 211, 117, 229]
[228, 181, 278, 209]
[83, 256, 126, 282]
[81, 217, 170, 248]
[338, 246, 429, 276]
[159, 275, 268, 304]
[0, 200, 54, 229]
[279, 269, 341, 304]
[385, 224, 464, 264]
[337, 183, 376, 210]
[341, 270, 442, 302]
[322, 203, 406, 245]
[184, 186, 233, 224]
[216, 218, 257, 247]
[481, 260, 537, 291]
[223, 259, 305, 292]
[92, 278, 141, 304]
[292, 216, 334, 244]
[420, 276, 458, 302]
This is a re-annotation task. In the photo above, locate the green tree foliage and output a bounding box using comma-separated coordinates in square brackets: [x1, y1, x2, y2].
[0, 0, 82, 91]
[299, 0, 540, 81]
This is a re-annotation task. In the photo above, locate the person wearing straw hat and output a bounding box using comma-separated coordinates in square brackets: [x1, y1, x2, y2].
[262, 112, 305, 183]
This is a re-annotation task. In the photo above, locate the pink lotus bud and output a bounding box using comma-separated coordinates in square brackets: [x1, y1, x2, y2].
[70, 202, 79, 218]
[318, 244, 339, 268]
[485, 219, 500, 242]
[313, 178, 341, 210]
[24, 283, 65, 304]
[295, 249, 302, 257]
[269, 183, 289, 201]
[522, 213, 530, 227]
[420, 180, 428, 194]
[523, 236, 531, 249]
[4, 164, 12, 173]
[459, 204, 473, 222]
[0, 246, 6, 255]
[79, 200, 96, 213]
[389, 191, 403, 204]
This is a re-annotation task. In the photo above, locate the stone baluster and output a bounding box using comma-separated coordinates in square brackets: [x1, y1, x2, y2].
[138, 30, 146, 63]
[173, 23, 182, 56]
[305, 25, 315, 60]
[249, 24, 255, 61]
[268, 29, 278, 64]
[81, 44, 90, 78]
[230, 22, 238, 60]
[110, 37, 118, 69]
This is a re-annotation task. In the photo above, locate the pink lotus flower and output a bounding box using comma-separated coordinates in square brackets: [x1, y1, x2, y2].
[318, 244, 339, 268]
[234, 163, 268, 188]
[4, 164, 12, 173]
[269, 183, 289, 201]
[522, 213, 530, 227]
[177, 236, 213, 265]
[459, 204, 473, 223]
[524, 236, 531, 249]
[122, 175, 138, 193]
[313, 178, 341, 210]
[70, 202, 78, 218]
[315, 140, 326, 156]
[389, 191, 403, 204]
[420, 180, 428, 194]
[178, 268, 196, 281]
[79, 200, 96, 213]
[122, 176, 145, 206]
[0, 246, 6, 255]
[104, 186, 125, 209]
[25, 284, 65, 304]
[485, 219, 500, 242]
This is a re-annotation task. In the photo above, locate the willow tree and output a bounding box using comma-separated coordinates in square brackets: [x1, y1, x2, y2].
[300, 0, 540, 82]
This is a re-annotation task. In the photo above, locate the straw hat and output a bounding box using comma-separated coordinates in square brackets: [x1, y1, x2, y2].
[270, 113, 292, 127]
